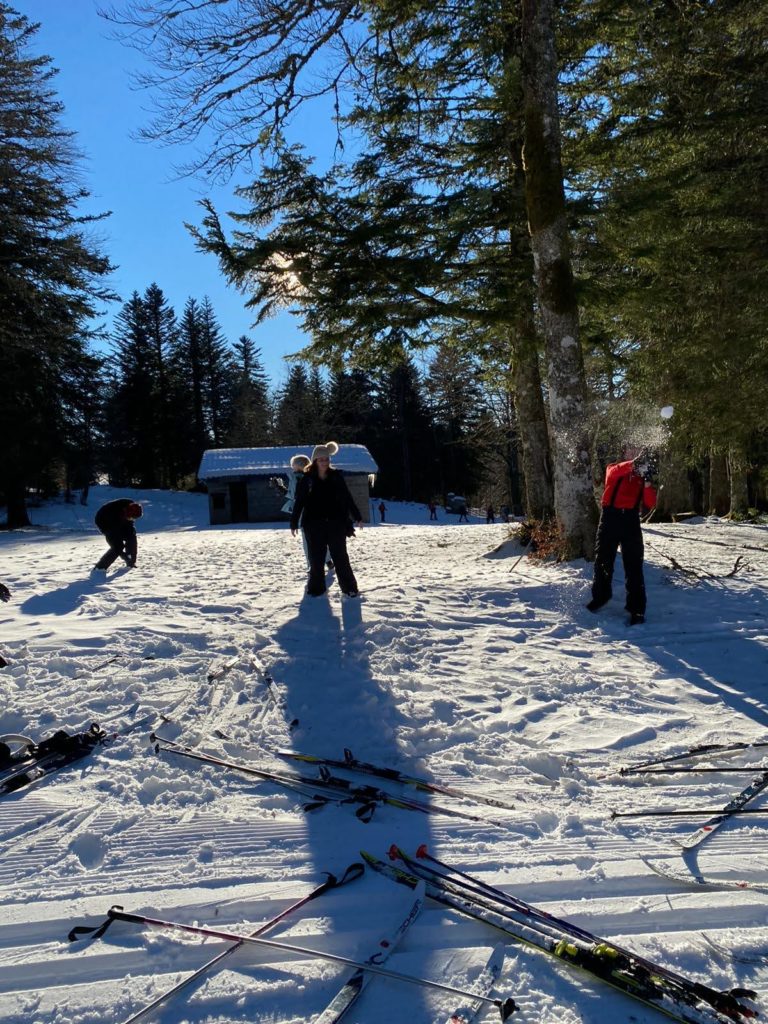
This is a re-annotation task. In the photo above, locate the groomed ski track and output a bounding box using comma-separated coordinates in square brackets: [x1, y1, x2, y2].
[0, 488, 767, 1023]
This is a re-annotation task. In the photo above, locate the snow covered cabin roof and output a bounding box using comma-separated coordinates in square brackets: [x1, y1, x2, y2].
[198, 445, 378, 480]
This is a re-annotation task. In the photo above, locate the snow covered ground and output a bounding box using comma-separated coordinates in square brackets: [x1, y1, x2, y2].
[0, 485, 767, 1024]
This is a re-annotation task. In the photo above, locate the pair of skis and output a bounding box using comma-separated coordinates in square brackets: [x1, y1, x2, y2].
[154, 734, 491, 824]
[365, 846, 757, 1024]
[277, 745, 518, 812]
[0, 680, 203, 802]
[0, 723, 110, 799]
[615, 743, 768, 851]
[70, 869, 513, 1023]
[620, 738, 768, 775]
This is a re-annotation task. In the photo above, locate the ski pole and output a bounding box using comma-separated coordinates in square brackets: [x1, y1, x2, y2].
[611, 807, 768, 819]
[116, 863, 364, 1024]
[70, 905, 517, 1020]
[622, 766, 768, 775]
[620, 739, 768, 774]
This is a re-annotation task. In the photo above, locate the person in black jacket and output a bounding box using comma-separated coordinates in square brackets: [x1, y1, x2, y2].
[93, 498, 143, 570]
[290, 442, 363, 597]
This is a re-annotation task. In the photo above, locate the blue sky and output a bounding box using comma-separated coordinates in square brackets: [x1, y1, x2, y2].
[15, 0, 327, 385]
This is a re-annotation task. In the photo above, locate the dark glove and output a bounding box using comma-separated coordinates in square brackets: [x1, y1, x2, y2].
[642, 455, 659, 485]
[634, 449, 658, 485]
[0, 584, 10, 603]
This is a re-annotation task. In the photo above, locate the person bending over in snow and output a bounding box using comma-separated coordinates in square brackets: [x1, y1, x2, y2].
[93, 498, 143, 571]
[290, 442, 362, 598]
[587, 449, 658, 625]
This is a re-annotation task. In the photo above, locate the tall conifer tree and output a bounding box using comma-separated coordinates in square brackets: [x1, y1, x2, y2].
[0, 6, 114, 525]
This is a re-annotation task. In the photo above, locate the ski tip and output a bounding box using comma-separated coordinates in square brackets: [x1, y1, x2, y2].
[415, 843, 428, 858]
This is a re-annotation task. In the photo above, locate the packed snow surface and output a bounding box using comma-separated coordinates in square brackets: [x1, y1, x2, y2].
[0, 487, 767, 1024]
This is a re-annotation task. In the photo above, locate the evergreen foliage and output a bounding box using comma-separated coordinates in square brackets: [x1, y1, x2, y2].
[0, 6, 114, 527]
[567, 0, 768, 513]
[226, 336, 273, 447]
[6, 2, 766, 523]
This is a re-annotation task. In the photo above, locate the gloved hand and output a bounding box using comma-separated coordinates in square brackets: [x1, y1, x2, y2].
[641, 457, 659, 486]
[633, 449, 659, 485]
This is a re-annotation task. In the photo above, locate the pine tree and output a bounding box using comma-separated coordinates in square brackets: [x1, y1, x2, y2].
[274, 364, 315, 445]
[198, 296, 234, 447]
[426, 347, 486, 499]
[175, 297, 209, 466]
[0, 6, 114, 526]
[226, 335, 272, 447]
[325, 369, 377, 446]
[371, 353, 434, 501]
[104, 292, 157, 486]
[142, 282, 179, 485]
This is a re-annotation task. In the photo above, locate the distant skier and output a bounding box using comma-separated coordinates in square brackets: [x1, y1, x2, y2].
[290, 442, 363, 598]
[486, 504, 495, 524]
[93, 498, 143, 571]
[587, 450, 658, 624]
[428, 501, 438, 521]
[458, 502, 469, 523]
[378, 500, 387, 523]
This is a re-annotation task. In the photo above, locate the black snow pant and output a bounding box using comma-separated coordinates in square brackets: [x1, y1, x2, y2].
[95, 524, 137, 569]
[303, 519, 358, 596]
[591, 506, 647, 615]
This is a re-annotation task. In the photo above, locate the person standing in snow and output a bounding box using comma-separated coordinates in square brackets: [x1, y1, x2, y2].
[378, 500, 387, 523]
[428, 501, 438, 521]
[93, 498, 143, 571]
[458, 502, 469, 523]
[290, 442, 362, 597]
[587, 450, 658, 624]
[285, 455, 334, 571]
[486, 504, 495, 524]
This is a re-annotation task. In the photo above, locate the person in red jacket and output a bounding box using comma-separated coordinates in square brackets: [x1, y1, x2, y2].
[93, 498, 143, 571]
[587, 451, 658, 624]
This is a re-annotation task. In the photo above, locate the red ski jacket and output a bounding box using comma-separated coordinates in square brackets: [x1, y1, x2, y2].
[600, 460, 657, 511]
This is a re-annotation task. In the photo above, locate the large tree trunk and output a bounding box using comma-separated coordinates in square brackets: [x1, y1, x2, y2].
[502, 14, 554, 523]
[728, 444, 750, 517]
[512, 331, 553, 519]
[4, 479, 31, 529]
[707, 449, 729, 515]
[507, 137, 554, 520]
[520, 0, 596, 558]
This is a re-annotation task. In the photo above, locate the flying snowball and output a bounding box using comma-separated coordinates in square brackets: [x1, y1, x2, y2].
[660, 406, 674, 420]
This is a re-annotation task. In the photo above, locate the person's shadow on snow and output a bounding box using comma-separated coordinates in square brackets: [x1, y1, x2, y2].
[19, 569, 129, 616]
[268, 590, 434, 1023]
